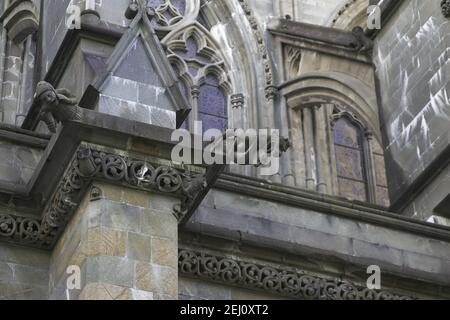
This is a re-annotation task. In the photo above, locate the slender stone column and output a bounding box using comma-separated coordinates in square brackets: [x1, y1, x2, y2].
[189, 85, 200, 131]
[302, 106, 316, 190]
[49, 182, 179, 300]
[289, 107, 306, 188]
[364, 130, 378, 204]
[313, 105, 328, 193]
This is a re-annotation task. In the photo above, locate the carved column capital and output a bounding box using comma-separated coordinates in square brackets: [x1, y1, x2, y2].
[231, 94, 245, 109]
[265, 85, 279, 101]
[191, 85, 200, 99]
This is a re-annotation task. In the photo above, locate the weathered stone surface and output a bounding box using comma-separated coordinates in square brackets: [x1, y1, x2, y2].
[135, 263, 177, 297]
[79, 282, 154, 300]
[101, 202, 141, 233]
[141, 209, 177, 239]
[82, 227, 127, 258]
[85, 255, 134, 289]
[152, 238, 177, 269]
[127, 232, 152, 262]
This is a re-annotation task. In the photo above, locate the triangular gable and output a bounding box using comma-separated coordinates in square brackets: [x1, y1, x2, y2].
[86, 7, 190, 129]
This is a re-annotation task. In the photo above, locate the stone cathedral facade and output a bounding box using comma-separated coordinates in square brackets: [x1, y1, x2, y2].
[0, 0, 449, 300]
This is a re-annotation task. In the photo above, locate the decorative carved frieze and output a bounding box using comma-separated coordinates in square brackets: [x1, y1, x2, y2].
[0, 146, 207, 248]
[178, 249, 415, 300]
[442, 0, 450, 18]
[0, 0, 39, 44]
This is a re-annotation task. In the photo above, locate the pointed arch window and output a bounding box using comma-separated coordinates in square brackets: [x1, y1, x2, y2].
[331, 110, 389, 206]
[333, 116, 369, 202]
[161, 3, 232, 133]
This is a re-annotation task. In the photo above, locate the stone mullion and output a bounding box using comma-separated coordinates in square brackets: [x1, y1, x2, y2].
[302, 106, 316, 190]
[1, 39, 24, 124]
[364, 130, 378, 204]
[325, 104, 340, 196]
[313, 104, 329, 194]
[189, 85, 200, 131]
[16, 36, 31, 124]
[279, 95, 294, 186]
[0, 2, 7, 120]
[289, 107, 306, 188]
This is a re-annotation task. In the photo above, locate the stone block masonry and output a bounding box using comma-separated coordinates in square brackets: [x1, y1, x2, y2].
[49, 182, 180, 300]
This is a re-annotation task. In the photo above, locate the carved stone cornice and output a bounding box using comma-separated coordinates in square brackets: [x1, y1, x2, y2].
[0, 145, 207, 249]
[178, 248, 415, 300]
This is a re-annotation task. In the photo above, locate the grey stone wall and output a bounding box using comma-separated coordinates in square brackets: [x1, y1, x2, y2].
[179, 277, 284, 300]
[187, 188, 450, 288]
[373, 0, 450, 210]
[0, 242, 50, 300]
[49, 182, 179, 300]
[0, 140, 44, 187]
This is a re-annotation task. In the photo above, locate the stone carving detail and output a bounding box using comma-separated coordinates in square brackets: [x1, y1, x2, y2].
[164, 23, 232, 96]
[330, 109, 366, 129]
[178, 249, 415, 300]
[90, 185, 103, 202]
[44, 147, 207, 228]
[231, 94, 245, 109]
[0, 214, 48, 246]
[236, 0, 274, 100]
[0, 146, 206, 248]
[351, 26, 373, 52]
[442, 0, 450, 18]
[285, 45, 302, 78]
[0, 0, 39, 43]
[34, 82, 83, 133]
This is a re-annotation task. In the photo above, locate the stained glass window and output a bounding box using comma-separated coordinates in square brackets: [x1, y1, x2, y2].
[333, 117, 368, 202]
[199, 74, 228, 133]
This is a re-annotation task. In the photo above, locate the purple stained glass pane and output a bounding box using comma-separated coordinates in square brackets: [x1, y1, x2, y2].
[200, 113, 227, 133]
[335, 145, 364, 181]
[171, 0, 186, 15]
[205, 74, 220, 86]
[148, 0, 165, 8]
[198, 84, 227, 117]
[333, 117, 362, 148]
[376, 187, 390, 207]
[338, 178, 367, 202]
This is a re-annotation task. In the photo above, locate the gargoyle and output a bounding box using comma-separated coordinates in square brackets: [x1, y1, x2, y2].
[34, 81, 82, 133]
[352, 27, 373, 53]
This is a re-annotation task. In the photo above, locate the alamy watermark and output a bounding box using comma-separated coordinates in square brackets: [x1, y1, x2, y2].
[171, 121, 286, 176]
[367, 265, 381, 290]
[66, 0, 96, 30]
[367, 5, 381, 30]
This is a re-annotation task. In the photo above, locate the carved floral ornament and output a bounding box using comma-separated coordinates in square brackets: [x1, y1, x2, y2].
[0, 146, 206, 248]
[178, 249, 415, 300]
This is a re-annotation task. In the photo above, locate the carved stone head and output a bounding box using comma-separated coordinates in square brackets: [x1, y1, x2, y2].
[442, 0, 450, 18]
[35, 81, 58, 108]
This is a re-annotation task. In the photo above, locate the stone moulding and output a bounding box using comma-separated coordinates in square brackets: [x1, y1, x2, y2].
[236, 0, 275, 100]
[0, 145, 206, 249]
[0, 0, 39, 44]
[178, 248, 415, 300]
